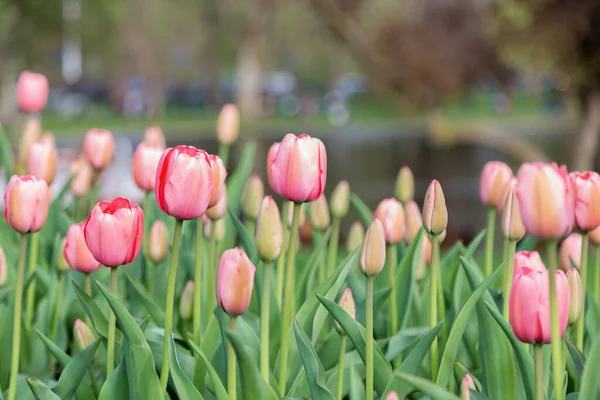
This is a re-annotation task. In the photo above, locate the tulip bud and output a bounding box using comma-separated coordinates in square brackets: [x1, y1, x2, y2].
[255, 196, 283, 262]
[242, 175, 264, 220]
[330, 180, 350, 218]
[27, 140, 57, 185]
[385, 392, 400, 400]
[208, 155, 227, 208]
[217, 104, 240, 145]
[17, 71, 49, 113]
[70, 157, 93, 197]
[404, 200, 423, 243]
[132, 142, 164, 191]
[501, 184, 525, 242]
[73, 319, 95, 354]
[422, 180, 448, 236]
[65, 222, 102, 273]
[590, 224, 600, 245]
[149, 220, 169, 263]
[570, 171, 600, 231]
[267, 142, 279, 192]
[310, 195, 331, 231]
[461, 374, 475, 400]
[395, 166, 414, 203]
[143, 126, 166, 149]
[83, 128, 115, 170]
[567, 268, 583, 325]
[4, 175, 50, 233]
[346, 221, 364, 253]
[56, 238, 70, 273]
[0, 245, 6, 287]
[287, 201, 306, 228]
[496, 178, 517, 213]
[206, 187, 228, 221]
[374, 198, 405, 244]
[560, 233, 582, 271]
[335, 288, 356, 334]
[19, 118, 42, 166]
[514, 251, 546, 276]
[179, 281, 194, 321]
[216, 248, 256, 316]
[480, 161, 513, 208]
[213, 218, 227, 242]
[359, 219, 386, 277]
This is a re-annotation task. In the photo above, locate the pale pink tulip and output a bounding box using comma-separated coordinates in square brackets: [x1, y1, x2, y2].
[64, 222, 102, 273]
[83, 128, 115, 170]
[4, 175, 50, 233]
[570, 171, 600, 231]
[480, 161, 513, 207]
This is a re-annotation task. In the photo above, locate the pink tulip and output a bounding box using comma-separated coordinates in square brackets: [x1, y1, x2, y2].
[496, 178, 517, 213]
[266, 142, 279, 192]
[70, 157, 93, 197]
[570, 171, 600, 231]
[217, 104, 240, 145]
[84, 197, 144, 267]
[509, 267, 570, 344]
[17, 71, 49, 113]
[480, 161, 513, 208]
[27, 140, 57, 184]
[514, 250, 546, 276]
[404, 200, 423, 243]
[373, 198, 405, 244]
[560, 233, 582, 271]
[268, 133, 327, 203]
[516, 162, 574, 239]
[422, 180, 448, 235]
[208, 155, 227, 208]
[132, 142, 164, 191]
[64, 222, 102, 273]
[83, 128, 115, 170]
[155, 146, 214, 220]
[4, 175, 50, 233]
[216, 248, 256, 316]
[143, 126, 166, 149]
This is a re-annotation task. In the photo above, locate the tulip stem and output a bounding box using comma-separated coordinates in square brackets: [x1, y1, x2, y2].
[314, 231, 325, 285]
[387, 245, 398, 335]
[278, 202, 301, 394]
[228, 316, 238, 400]
[534, 344, 544, 400]
[160, 218, 184, 397]
[50, 272, 66, 342]
[503, 240, 517, 320]
[485, 207, 496, 277]
[546, 240, 564, 400]
[142, 190, 152, 287]
[194, 217, 203, 345]
[84, 273, 92, 326]
[366, 276, 374, 400]
[576, 232, 589, 351]
[276, 201, 290, 305]
[208, 229, 218, 320]
[336, 335, 347, 400]
[327, 217, 341, 277]
[430, 234, 440, 382]
[7, 234, 28, 400]
[260, 262, 272, 382]
[25, 231, 40, 330]
[107, 267, 118, 377]
[218, 143, 230, 170]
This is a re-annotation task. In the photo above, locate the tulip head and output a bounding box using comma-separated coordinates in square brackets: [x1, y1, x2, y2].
[395, 166, 414, 203]
[330, 180, 350, 218]
[64, 222, 102, 274]
[149, 220, 169, 264]
[359, 218, 386, 277]
[570, 171, 600, 231]
[567, 268, 583, 325]
[514, 250, 546, 276]
[480, 161, 513, 208]
[560, 233, 582, 271]
[217, 103, 240, 145]
[208, 155, 227, 208]
[422, 180, 448, 236]
[73, 319, 95, 354]
[346, 221, 365, 253]
[143, 125, 166, 149]
[83, 128, 115, 170]
[132, 142, 164, 191]
[0, 245, 6, 287]
[4, 175, 50, 233]
[373, 198, 405, 244]
[206, 187, 228, 221]
[501, 183, 525, 242]
[179, 281, 194, 321]
[70, 157, 93, 197]
[461, 374, 475, 400]
[310, 195, 331, 231]
[255, 196, 283, 263]
[27, 140, 57, 184]
[404, 200, 423, 243]
[17, 71, 49, 113]
[19, 118, 42, 166]
[242, 175, 264, 220]
[216, 248, 256, 316]
[335, 288, 356, 334]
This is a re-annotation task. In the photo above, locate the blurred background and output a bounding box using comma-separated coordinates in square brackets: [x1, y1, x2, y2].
[0, 0, 599, 241]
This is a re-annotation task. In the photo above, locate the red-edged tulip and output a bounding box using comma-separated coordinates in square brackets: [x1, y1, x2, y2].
[179, 281, 194, 321]
[4, 175, 50, 233]
[149, 220, 168, 263]
[395, 166, 414, 203]
[132, 142, 164, 191]
[84, 197, 144, 267]
[27, 140, 57, 184]
[359, 219, 386, 277]
[64, 222, 102, 273]
[405, 200, 423, 243]
[346, 221, 364, 253]
[255, 196, 283, 262]
[208, 155, 227, 208]
[516, 162, 574, 239]
[19, 118, 42, 166]
[423, 180, 448, 236]
[83, 128, 115, 170]
[143, 126, 166, 149]
[514, 250, 546, 275]
[217, 104, 240, 145]
[206, 187, 228, 221]
[374, 198, 405, 244]
[216, 248, 256, 316]
[17, 71, 49, 113]
[496, 178, 517, 213]
[155, 146, 214, 220]
[560, 233, 582, 271]
[330, 180, 350, 218]
[480, 161, 513, 208]
[570, 171, 600, 231]
[567, 268, 583, 325]
[509, 267, 570, 343]
[268, 133, 327, 203]
[0, 245, 6, 287]
[266, 142, 279, 192]
[242, 175, 264, 220]
[501, 183, 525, 242]
[70, 157, 93, 197]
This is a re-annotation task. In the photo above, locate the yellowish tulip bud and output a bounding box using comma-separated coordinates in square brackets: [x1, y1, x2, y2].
[395, 166, 414, 203]
[255, 196, 283, 262]
[567, 268, 583, 325]
[179, 281, 194, 321]
[346, 221, 364, 253]
[359, 219, 386, 277]
[422, 180, 447, 236]
[330, 181, 350, 218]
[73, 319, 95, 354]
[242, 175, 264, 221]
[217, 104, 240, 145]
[310, 195, 330, 231]
[501, 184, 525, 242]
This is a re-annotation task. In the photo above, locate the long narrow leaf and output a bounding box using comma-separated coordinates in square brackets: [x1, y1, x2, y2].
[53, 339, 102, 399]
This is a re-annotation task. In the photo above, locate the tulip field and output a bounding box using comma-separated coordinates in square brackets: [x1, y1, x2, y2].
[3, 72, 600, 400]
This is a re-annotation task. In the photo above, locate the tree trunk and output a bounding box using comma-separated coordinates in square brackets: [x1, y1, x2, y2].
[573, 91, 600, 171]
[235, 18, 263, 117]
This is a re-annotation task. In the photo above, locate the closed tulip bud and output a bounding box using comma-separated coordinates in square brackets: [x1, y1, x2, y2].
[570, 171, 600, 231]
[203, 215, 212, 238]
[143, 126, 166, 149]
[509, 267, 570, 343]
[70, 157, 93, 197]
[73, 319, 95, 354]
[267, 142, 279, 192]
[335, 288, 356, 334]
[155, 146, 214, 220]
[213, 218, 226, 242]
[395, 166, 414, 203]
[422, 180, 448, 236]
[421, 235, 432, 265]
[17, 71, 49, 113]
[208, 155, 227, 208]
[84, 197, 144, 267]
[216, 248, 256, 316]
[374, 198, 405, 244]
[496, 178, 517, 213]
[242, 175, 264, 220]
[65, 222, 102, 273]
[590, 224, 600, 245]
[311, 195, 331, 231]
[359, 219, 386, 277]
[27, 140, 57, 184]
[330, 180, 350, 218]
[269, 134, 327, 203]
[501, 184, 525, 241]
[56, 239, 70, 273]
[4, 175, 50, 233]
[132, 142, 164, 191]
[567, 268, 583, 325]
[560, 233, 582, 271]
[217, 104, 240, 145]
[480, 161, 513, 208]
[385, 392, 400, 400]
[206, 187, 228, 220]
[179, 281, 194, 321]
[514, 250, 546, 276]
[0, 245, 6, 286]
[404, 200, 423, 243]
[517, 162, 574, 239]
[346, 221, 364, 253]
[255, 196, 283, 262]
[19, 118, 42, 166]
[84, 128, 115, 170]
[461, 374, 475, 400]
[149, 220, 168, 263]
[286, 201, 306, 228]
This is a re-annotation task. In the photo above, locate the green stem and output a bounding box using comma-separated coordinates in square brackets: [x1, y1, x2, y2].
[160, 219, 184, 397]
[336, 335, 347, 400]
[148, 261, 156, 296]
[218, 142, 230, 169]
[576, 232, 589, 350]
[7, 235, 28, 400]
[278, 202, 301, 394]
[546, 240, 564, 400]
[208, 231, 218, 318]
[194, 218, 203, 345]
[25, 231, 40, 330]
[276, 201, 290, 305]
[503, 240, 517, 320]
[107, 267, 118, 377]
[485, 208, 496, 277]
[50, 273, 66, 342]
[366, 276, 374, 400]
[326, 218, 341, 277]
[595, 246, 600, 304]
[430, 234, 440, 382]
[142, 191, 152, 290]
[84, 273, 92, 327]
[387, 245, 398, 335]
[260, 262, 272, 382]
[437, 260, 447, 342]
[535, 344, 544, 400]
[228, 316, 238, 400]
[314, 231, 325, 285]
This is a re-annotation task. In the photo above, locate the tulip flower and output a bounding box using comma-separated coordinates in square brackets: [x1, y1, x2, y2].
[73, 319, 95, 354]
[208, 155, 227, 208]
[480, 161, 513, 207]
[567, 268, 583, 325]
[269, 133, 327, 203]
[461, 374, 475, 400]
[346, 221, 364, 253]
[422, 180, 448, 236]
[132, 142, 164, 191]
[560, 233, 582, 271]
[242, 175, 264, 222]
[570, 171, 600, 231]
[374, 198, 405, 245]
[17, 71, 49, 113]
[405, 200, 423, 243]
[70, 157, 93, 198]
[267, 142, 279, 192]
[395, 166, 414, 204]
[206, 187, 228, 221]
[64, 222, 102, 274]
[27, 140, 57, 184]
[18, 118, 42, 170]
[148, 220, 168, 264]
[179, 281, 194, 321]
[83, 128, 115, 171]
[217, 103, 240, 145]
[144, 125, 166, 149]
[4, 175, 50, 233]
[335, 288, 355, 400]
[514, 251, 546, 275]
[330, 180, 350, 218]
[0, 245, 6, 287]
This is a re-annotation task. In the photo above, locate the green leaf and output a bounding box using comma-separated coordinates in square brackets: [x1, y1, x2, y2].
[72, 281, 122, 343]
[394, 372, 461, 400]
[53, 338, 102, 399]
[99, 340, 130, 400]
[395, 229, 424, 329]
[566, 339, 585, 382]
[385, 327, 429, 362]
[122, 269, 165, 326]
[187, 338, 229, 400]
[293, 320, 335, 400]
[168, 334, 204, 399]
[26, 378, 61, 400]
[578, 329, 600, 400]
[349, 366, 365, 400]
[0, 126, 14, 178]
[350, 193, 373, 226]
[296, 228, 331, 303]
[228, 209, 258, 261]
[463, 230, 486, 259]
